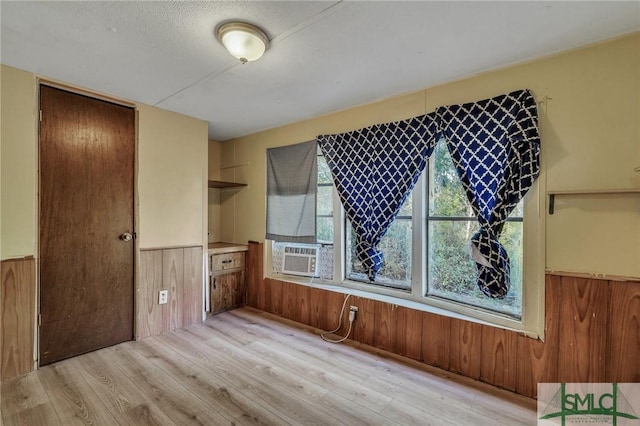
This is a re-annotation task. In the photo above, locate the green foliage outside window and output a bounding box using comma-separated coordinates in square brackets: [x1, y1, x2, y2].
[317, 155, 334, 243]
[428, 141, 522, 317]
[346, 219, 412, 289]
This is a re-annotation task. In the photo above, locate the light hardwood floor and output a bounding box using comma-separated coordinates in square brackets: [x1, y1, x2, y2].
[1, 307, 537, 425]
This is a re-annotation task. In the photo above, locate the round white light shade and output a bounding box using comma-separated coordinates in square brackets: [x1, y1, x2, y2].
[217, 22, 269, 63]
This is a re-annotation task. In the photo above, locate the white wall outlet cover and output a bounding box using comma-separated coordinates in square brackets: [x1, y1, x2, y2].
[159, 290, 168, 305]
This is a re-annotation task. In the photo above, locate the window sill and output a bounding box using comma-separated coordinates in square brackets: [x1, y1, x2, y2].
[265, 272, 542, 340]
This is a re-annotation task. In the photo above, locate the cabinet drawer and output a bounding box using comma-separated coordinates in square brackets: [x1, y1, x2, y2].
[211, 252, 244, 272]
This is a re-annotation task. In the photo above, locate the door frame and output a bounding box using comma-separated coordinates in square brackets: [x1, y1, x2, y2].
[36, 79, 140, 367]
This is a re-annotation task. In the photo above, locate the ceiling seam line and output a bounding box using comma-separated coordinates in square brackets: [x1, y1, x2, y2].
[270, 1, 345, 45]
[152, 61, 240, 107]
[153, 0, 344, 108]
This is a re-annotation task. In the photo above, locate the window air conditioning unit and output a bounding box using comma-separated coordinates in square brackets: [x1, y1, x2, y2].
[282, 245, 319, 277]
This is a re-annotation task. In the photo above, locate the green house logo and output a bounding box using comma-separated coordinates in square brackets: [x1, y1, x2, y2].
[539, 383, 639, 426]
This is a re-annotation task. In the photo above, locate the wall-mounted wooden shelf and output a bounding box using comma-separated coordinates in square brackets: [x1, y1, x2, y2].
[208, 180, 247, 189]
[548, 188, 640, 214]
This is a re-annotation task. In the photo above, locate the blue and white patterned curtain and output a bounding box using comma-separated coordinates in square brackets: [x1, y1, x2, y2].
[316, 89, 540, 295]
[317, 115, 438, 280]
[436, 89, 540, 298]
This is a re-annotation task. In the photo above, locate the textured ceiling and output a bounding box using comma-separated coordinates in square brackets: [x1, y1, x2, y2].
[1, 1, 639, 141]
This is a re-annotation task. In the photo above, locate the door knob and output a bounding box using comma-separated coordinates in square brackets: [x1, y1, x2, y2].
[120, 232, 133, 242]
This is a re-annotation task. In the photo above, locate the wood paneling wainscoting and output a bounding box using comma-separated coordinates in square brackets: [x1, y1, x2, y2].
[1, 258, 36, 380]
[245, 242, 640, 398]
[138, 246, 204, 339]
[1, 248, 204, 381]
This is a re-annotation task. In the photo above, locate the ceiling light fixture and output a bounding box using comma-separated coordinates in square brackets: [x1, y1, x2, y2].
[217, 22, 269, 64]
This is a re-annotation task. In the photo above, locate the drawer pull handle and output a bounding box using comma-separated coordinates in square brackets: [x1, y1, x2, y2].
[222, 260, 233, 264]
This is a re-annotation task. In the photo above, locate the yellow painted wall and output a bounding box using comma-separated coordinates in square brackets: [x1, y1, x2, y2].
[1, 66, 38, 259]
[217, 138, 245, 243]
[137, 105, 208, 249]
[541, 34, 639, 277]
[221, 33, 640, 278]
[208, 139, 222, 243]
[0, 64, 208, 258]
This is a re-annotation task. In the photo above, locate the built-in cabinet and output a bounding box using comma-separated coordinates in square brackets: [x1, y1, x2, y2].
[207, 140, 248, 313]
[208, 243, 248, 314]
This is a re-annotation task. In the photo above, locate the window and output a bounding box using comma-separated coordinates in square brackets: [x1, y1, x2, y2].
[271, 141, 543, 336]
[269, 136, 542, 337]
[426, 141, 523, 317]
[316, 153, 334, 244]
[345, 199, 412, 290]
[336, 144, 539, 333]
[341, 141, 526, 317]
[271, 147, 335, 279]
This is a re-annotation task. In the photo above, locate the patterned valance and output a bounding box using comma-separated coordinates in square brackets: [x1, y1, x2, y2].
[316, 89, 540, 297]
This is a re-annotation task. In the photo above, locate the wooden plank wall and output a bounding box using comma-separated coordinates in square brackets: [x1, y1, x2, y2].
[1, 258, 36, 380]
[245, 242, 640, 398]
[0, 247, 204, 381]
[138, 246, 204, 339]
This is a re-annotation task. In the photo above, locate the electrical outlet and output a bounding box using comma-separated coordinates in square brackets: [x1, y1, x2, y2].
[349, 305, 358, 322]
[159, 290, 168, 305]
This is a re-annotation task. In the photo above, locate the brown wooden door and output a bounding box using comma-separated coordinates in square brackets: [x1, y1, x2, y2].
[39, 85, 135, 365]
